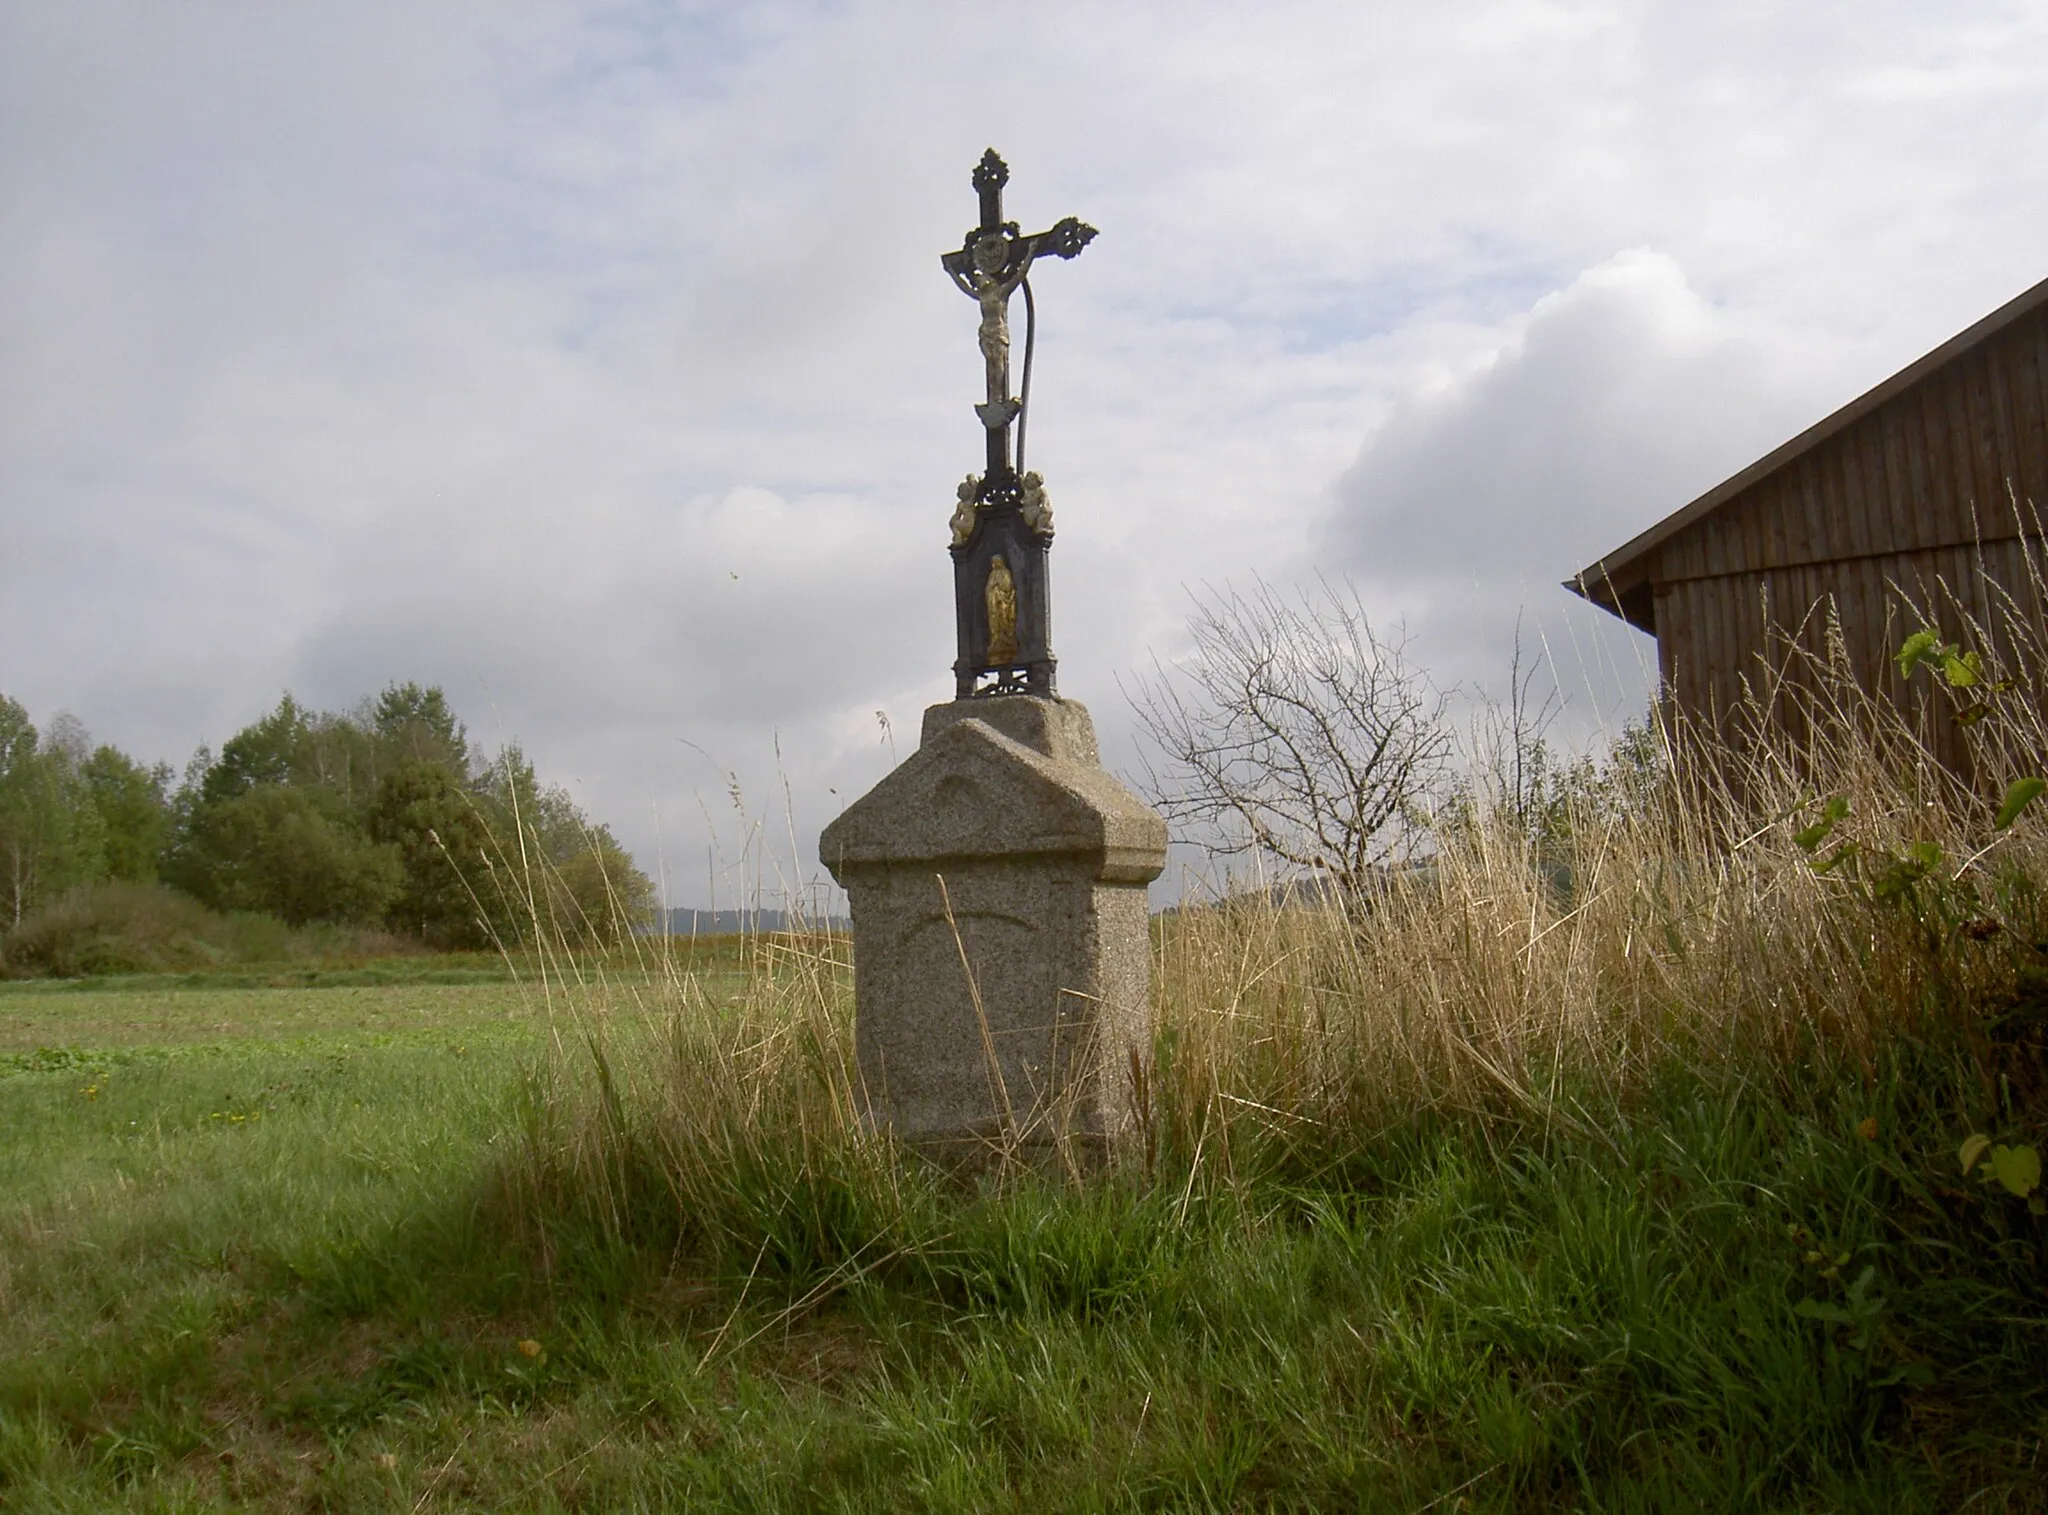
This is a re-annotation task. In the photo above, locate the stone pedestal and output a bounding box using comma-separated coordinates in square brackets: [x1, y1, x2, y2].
[819, 697, 1167, 1159]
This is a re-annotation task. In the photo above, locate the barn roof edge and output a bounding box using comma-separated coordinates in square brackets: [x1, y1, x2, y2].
[1567, 270, 2048, 625]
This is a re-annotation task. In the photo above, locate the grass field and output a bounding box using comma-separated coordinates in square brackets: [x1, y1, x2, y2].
[3, 895, 2045, 1511]
[9, 633, 2048, 1512]
[0, 963, 694, 1512]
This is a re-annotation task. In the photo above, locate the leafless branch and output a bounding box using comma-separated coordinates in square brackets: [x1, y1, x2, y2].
[1123, 576, 1452, 894]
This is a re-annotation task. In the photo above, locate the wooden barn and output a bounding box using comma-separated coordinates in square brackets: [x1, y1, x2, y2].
[1569, 274, 2048, 772]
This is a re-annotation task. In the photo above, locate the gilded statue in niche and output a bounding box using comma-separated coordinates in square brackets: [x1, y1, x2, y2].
[985, 554, 1019, 664]
[949, 474, 980, 546]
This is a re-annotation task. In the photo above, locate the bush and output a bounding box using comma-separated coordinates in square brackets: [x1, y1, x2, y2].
[167, 784, 402, 926]
[367, 758, 498, 947]
[0, 880, 410, 978]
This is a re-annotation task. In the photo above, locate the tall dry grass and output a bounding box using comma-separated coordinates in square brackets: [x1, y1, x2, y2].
[1154, 566, 2048, 1164]
[507, 568, 2048, 1255]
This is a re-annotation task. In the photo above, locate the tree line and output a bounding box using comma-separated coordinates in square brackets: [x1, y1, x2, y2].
[0, 683, 652, 947]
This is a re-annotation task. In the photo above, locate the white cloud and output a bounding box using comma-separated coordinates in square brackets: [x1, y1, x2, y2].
[4, 1, 2048, 907]
[1322, 249, 1827, 723]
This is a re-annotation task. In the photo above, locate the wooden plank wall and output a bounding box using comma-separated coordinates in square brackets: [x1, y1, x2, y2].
[1651, 299, 2048, 783]
[1659, 300, 2048, 585]
[1657, 540, 2047, 777]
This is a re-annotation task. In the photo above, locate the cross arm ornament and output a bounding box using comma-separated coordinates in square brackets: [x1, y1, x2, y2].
[939, 216, 1097, 295]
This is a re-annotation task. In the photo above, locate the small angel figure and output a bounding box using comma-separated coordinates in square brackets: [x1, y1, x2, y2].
[1018, 471, 1053, 536]
[949, 474, 980, 546]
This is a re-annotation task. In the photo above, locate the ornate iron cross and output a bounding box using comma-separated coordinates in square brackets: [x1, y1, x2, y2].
[941, 149, 1096, 699]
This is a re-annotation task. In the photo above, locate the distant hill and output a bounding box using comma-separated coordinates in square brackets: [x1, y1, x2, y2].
[656, 907, 848, 936]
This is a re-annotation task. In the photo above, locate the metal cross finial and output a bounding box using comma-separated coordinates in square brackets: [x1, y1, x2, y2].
[940, 150, 1096, 700]
[972, 145, 1007, 197]
[942, 149, 1096, 485]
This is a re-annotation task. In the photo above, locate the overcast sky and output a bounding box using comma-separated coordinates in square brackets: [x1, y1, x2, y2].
[5, 1, 2046, 910]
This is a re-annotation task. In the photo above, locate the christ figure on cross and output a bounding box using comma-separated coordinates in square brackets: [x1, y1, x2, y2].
[959, 232, 1029, 423]
[941, 150, 1096, 479]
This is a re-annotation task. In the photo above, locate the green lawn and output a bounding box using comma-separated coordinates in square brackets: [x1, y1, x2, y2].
[2, 982, 525, 1057]
[2, 965, 2044, 1512]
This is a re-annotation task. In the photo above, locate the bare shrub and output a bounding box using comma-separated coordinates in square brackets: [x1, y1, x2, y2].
[1125, 577, 1453, 896]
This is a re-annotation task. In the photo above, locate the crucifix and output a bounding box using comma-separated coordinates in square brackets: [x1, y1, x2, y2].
[941, 149, 1096, 699]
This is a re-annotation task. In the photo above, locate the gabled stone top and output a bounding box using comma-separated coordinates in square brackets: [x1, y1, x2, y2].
[820, 699, 1165, 885]
[918, 695, 1099, 765]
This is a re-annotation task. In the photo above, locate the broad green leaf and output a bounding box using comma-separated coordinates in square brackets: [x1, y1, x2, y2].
[1795, 795, 1850, 851]
[1895, 629, 1946, 679]
[1810, 842, 1858, 876]
[1958, 1132, 1992, 1175]
[1941, 650, 1983, 688]
[1990, 1144, 2041, 1198]
[1994, 776, 2046, 831]
[1873, 844, 1939, 901]
[1793, 1299, 1852, 1324]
